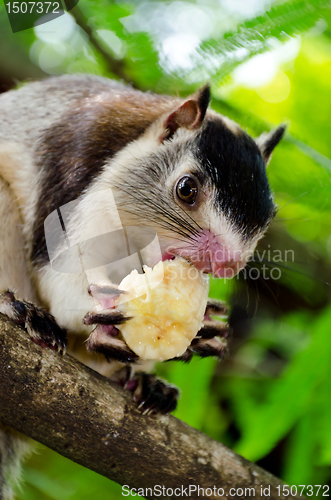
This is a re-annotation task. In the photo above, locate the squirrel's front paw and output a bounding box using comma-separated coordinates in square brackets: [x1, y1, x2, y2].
[172, 298, 231, 362]
[84, 283, 138, 363]
[0, 290, 67, 353]
[84, 307, 138, 363]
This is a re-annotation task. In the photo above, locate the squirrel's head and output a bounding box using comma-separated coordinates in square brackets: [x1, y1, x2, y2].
[111, 86, 285, 278]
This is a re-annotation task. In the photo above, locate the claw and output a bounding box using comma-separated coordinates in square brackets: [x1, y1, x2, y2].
[205, 298, 228, 317]
[168, 349, 193, 363]
[88, 283, 127, 297]
[88, 284, 127, 309]
[190, 337, 228, 359]
[127, 372, 179, 415]
[84, 310, 131, 326]
[0, 290, 67, 354]
[86, 326, 138, 363]
[198, 320, 231, 339]
[169, 298, 230, 361]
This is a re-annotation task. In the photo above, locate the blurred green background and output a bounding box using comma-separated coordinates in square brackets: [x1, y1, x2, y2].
[1, 0, 331, 497]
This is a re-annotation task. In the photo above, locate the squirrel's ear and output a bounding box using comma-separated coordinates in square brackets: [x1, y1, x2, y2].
[256, 125, 286, 164]
[162, 85, 210, 142]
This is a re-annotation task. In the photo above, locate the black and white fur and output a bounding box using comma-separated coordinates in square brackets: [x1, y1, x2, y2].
[0, 75, 284, 498]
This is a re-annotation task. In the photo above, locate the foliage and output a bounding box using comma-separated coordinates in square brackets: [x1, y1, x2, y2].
[0, 0, 331, 497]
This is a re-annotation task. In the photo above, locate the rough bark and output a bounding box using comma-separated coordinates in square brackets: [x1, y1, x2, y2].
[0, 315, 305, 500]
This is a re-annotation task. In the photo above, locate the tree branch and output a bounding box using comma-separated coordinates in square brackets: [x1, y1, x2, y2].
[0, 315, 305, 500]
[70, 4, 136, 87]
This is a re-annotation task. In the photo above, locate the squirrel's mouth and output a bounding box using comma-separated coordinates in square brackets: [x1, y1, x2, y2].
[162, 229, 247, 279]
[162, 252, 244, 278]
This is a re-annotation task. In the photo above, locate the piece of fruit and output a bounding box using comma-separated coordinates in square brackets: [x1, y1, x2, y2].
[116, 258, 209, 361]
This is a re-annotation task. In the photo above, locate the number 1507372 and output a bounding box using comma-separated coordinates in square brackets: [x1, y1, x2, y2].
[277, 485, 330, 497]
[5, 2, 60, 14]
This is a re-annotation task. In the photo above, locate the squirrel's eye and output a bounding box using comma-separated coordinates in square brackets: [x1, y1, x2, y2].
[176, 176, 198, 204]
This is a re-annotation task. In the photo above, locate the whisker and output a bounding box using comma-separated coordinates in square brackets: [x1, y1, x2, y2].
[118, 207, 194, 242]
[276, 183, 331, 213]
[276, 192, 309, 213]
[245, 263, 280, 309]
[241, 268, 251, 313]
[117, 191, 194, 235]
[273, 218, 310, 222]
[115, 183, 200, 241]
[250, 258, 331, 287]
[175, 201, 203, 232]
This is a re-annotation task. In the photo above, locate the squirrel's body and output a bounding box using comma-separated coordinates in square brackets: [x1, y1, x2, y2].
[0, 74, 284, 499]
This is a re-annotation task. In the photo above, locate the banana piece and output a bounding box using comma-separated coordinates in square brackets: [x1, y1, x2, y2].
[116, 258, 209, 361]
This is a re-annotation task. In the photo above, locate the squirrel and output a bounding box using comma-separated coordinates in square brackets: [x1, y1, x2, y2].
[0, 74, 284, 498]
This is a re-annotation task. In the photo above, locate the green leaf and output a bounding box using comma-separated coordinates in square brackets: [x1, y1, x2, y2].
[314, 350, 331, 466]
[234, 306, 331, 461]
[182, 0, 331, 81]
[166, 357, 218, 429]
[283, 411, 316, 485]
